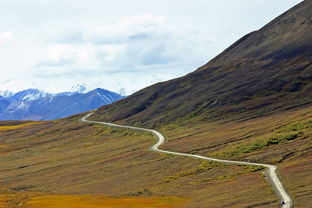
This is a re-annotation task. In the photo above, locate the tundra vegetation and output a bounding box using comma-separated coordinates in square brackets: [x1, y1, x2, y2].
[0, 105, 311, 207]
[1, 1, 312, 207]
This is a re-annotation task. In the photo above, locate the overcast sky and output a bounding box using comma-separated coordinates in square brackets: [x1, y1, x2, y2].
[0, 0, 303, 95]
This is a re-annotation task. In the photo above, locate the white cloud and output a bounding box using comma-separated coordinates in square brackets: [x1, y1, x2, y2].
[83, 14, 165, 44]
[0, 0, 304, 95]
[33, 14, 206, 83]
[36, 58, 76, 68]
[0, 31, 13, 45]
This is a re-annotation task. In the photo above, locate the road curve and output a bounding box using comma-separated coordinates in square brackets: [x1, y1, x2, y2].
[81, 113, 293, 208]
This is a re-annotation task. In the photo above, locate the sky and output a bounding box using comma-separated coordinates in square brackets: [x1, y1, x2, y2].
[0, 0, 303, 95]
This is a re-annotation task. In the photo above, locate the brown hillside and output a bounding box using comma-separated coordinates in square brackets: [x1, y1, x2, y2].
[1, 2, 312, 208]
[1, 104, 312, 207]
[91, 0, 312, 127]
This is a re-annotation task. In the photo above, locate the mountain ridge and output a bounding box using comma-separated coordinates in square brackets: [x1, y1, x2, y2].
[91, 0, 312, 127]
[0, 88, 124, 120]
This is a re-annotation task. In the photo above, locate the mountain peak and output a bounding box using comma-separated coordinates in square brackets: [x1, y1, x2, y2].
[12, 89, 49, 101]
[93, 88, 109, 93]
[0, 87, 124, 120]
[70, 83, 87, 93]
[204, 0, 312, 69]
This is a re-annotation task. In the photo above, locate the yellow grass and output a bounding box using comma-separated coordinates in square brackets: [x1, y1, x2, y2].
[21, 195, 186, 208]
[0, 122, 38, 131]
[0, 195, 8, 208]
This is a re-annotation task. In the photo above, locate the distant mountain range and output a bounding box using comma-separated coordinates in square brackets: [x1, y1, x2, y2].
[0, 88, 124, 120]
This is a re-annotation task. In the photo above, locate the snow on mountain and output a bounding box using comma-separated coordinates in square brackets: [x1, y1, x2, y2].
[0, 88, 125, 120]
[11, 89, 51, 102]
[95, 88, 120, 103]
[54, 92, 76, 96]
[70, 83, 87, 93]
[16, 101, 29, 110]
[22, 91, 49, 101]
[0, 90, 14, 97]
[118, 88, 126, 96]
[53, 84, 87, 97]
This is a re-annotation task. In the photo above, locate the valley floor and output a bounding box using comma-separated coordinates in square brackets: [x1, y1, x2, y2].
[0, 105, 311, 207]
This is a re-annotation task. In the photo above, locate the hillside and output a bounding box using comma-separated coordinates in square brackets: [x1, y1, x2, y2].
[91, 0, 312, 127]
[0, 103, 311, 207]
[0, 88, 124, 121]
[0, 1, 312, 208]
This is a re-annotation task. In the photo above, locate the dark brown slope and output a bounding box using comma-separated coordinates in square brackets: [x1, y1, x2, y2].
[92, 0, 312, 127]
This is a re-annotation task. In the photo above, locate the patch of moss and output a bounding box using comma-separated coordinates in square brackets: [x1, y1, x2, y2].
[210, 119, 310, 159]
[243, 165, 265, 173]
[276, 120, 312, 133]
[163, 161, 227, 183]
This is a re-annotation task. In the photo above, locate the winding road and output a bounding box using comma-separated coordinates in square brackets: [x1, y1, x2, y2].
[81, 113, 293, 208]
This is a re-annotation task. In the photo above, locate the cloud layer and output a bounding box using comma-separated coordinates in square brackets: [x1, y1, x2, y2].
[0, 0, 303, 95]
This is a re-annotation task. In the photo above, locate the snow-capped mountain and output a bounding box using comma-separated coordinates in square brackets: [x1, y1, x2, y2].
[0, 88, 124, 120]
[11, 89, 51, 102]
[70, 83, 87, 93]
[54, 84, 87, 97]
[0, 90, 14, 98]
